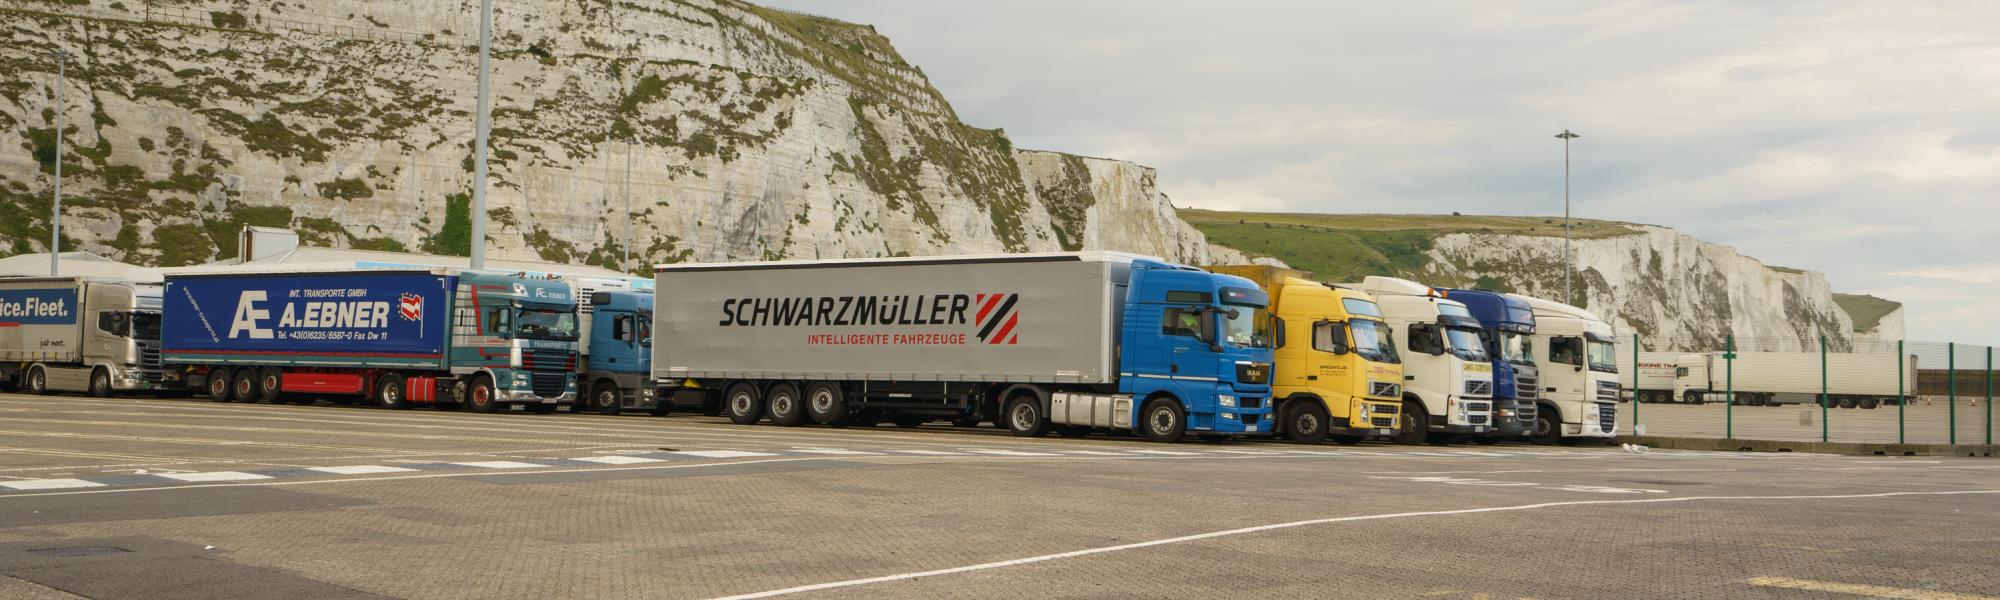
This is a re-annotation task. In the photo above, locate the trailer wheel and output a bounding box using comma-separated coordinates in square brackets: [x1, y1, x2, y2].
[88, 368, 113, 398]
[593, 382, 623, 416]
[724, 383, 763, 425]
[1839, 396, 1858, 409]
[1286, 402, 1330, 445]
[377, 374, 408, 410]
[766, 383, 808, 427]
[231, 369, 257, 404]
[206, 368, 231, 402]
[1139, 398, 1185, 443]
[804, 383, 848, 425]
[256, 368, 284, 403]
[1393, 399, 1428, 445]
[1529, 409, 1561, 446]
[466, 375, 499, 413]
[1003, 395, 1049, 437]
[1860, 397, 1880, 410]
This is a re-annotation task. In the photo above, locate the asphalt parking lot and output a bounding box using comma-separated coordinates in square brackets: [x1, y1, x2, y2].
[2, 393, 1997, 599]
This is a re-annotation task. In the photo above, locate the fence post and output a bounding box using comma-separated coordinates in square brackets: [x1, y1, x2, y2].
[1726, 334, 1735, 440]
[1949, 342, 1956, 446]
[1897, 340, 1906, 445]
[1986, 346, 1992, 446]
[1820, 335, 1829, 443]
[1631, 333, 1639, 432]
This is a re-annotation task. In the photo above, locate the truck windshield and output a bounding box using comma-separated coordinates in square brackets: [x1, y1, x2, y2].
[1223, 307, 1272, 349]
[639, 313, 653, 347]
[513, 308, 579, 341]
[1348, 319, 1399, 364]
[1499, 331, 1531, 364]
[1444, 326, 1489, 362]
[1588, 340, 1618, 373]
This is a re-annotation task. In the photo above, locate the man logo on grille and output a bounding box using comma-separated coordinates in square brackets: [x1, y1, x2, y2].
[398, 293, 423, 321]
[972, 293, 1019, 345]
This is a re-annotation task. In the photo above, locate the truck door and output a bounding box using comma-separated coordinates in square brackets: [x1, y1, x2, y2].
[1158, 296, 1217, 391]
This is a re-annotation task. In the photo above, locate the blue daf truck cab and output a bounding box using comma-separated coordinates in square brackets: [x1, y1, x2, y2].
[1437, 288, 1539, 442]
[1120, 260, 1276, 436]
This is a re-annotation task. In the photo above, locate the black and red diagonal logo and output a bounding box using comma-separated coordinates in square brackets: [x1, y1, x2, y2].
[973, 293, 1019, 345]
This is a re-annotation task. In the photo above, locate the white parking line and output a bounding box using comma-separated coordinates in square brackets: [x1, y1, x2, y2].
[157, 471, 271, 482]
[0, 478, 104, 490]
[452, 461, 546, 469]
[570, 456, 666, 465]
[963, 449, 1060, 457]
[673, 450, 779, 459]
[1126, 449, 1203, 456]
[888, 450, 964, 456]
[307, 465, 419, 475]
[791, 449, 882, 456]
[1055, 450, 1133, 456]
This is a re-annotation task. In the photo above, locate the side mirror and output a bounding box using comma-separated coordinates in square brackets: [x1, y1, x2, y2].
[1328, 321, 1351, 355]
[1271, 315, 1286, 348]
[1197, 310, 1217, 344]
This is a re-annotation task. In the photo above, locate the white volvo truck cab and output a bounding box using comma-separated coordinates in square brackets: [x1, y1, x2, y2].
[1509, 294, 1619, 444]
[1358, 277, 1494, 445]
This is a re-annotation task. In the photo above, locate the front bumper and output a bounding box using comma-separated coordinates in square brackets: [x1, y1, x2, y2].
[497, 388, 576, 404]
[1567, 402, 1619, 438]
[1334, 399, 1401, 436]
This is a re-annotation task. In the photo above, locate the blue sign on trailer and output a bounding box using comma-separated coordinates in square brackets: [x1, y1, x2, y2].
[0, 288, 79, 326]
[161, 271, 451, 368]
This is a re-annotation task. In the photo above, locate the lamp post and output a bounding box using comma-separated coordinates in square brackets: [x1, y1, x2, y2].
[1555, 129, 1579, 305]
[49, 48, 68, 277]
[470, 0, 493, 270]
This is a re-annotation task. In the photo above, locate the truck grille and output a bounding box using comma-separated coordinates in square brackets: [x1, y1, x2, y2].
[1466, 402, 1490, 413]
[1469, 415, 1489, 425]
[1515, 402, 1537, 421]
[1369, 381, 1402, 398]
[1373, 403, 1398, 415]
[1598, 403, 1616, 432]
[1596, 380, 1621, 402]
[521, 349, 578, 371]
[1465, 380, 1492, 397]
[530, 372, 567, 398]
[1239, 396, 1263, 410]
[1514, 374, 1538, 400]
[1371, 417, 1394, 427]
[135, 342, 163, 382]
[1235, 363, 1270, 385]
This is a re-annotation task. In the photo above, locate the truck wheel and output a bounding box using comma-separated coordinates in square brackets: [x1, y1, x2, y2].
[26, 366, 51, 396]
[893, 415, 928, 429]
[766, 383, 808, 426]
[206, 368, 231, 402]
[804, 383, 848, 425]
[1286, 403, 1330, 444]
[232, 369, 257, 404]
[1860, 397, 1880, 410]
[1838, 397, 1857, 409]
[1139, 398, 1185, 443]
[1003, 395, 1049, 437]
[377, 374, 408, 410]
[593, 382, 623, 416]
[256, 368, 284, 404]
[724, 383, 763, 425]
[1392, 400, 1428, 445]
[647, 402, 671, 417]
[89, 368, 113, 398]
[466, 376, 500, 413]
[1529, 410, 1561, 446]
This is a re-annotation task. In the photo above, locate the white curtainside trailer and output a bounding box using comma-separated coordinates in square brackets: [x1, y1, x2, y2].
[1672, 351, 1916, 409]
[1625, 351, 1683, 403]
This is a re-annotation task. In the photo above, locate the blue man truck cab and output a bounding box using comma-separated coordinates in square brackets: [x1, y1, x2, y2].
[649, 252, 1274, 442]
[1438, 288, 1540, 442]
[575, 289, 660, 415]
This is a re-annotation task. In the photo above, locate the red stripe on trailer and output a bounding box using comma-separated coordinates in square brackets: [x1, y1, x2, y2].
[0, 322, 18, 327]
[975, 293, 1002, 325]
[280, 372, 366, 395]
[990, 313, 1018, 345]
[1007, 333, 1018, 345]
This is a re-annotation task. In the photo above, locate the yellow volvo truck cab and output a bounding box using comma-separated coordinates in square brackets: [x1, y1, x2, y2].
[1206, 265, 1404, 444]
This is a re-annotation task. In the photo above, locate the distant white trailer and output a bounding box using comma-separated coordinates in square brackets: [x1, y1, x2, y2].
[1625, 351, 1683, 403]
[1672, 351, 1916, 409]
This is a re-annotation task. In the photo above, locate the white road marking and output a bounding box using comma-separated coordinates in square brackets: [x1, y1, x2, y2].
[1125, 449, 1202, 456]
[307, 465, 419, 475]
[963, 449, 1060, 457]
[1206, 450, 1289, 455]
[705, 489, 2000, 600]
[452, 461, 546, 469]
[1055, 450, 1133, 456]
[888, 450, 964, 456]
[157, 471, 270, 482]
[790, 449, 883, 456]
[673, 450, 778, 459]
[570, 455, 666, 465]
[1745, 576, 2000, 600]
[0, 478, 104, 490]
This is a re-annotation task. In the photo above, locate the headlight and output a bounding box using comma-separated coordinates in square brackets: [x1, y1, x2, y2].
[1499, 409, 1514, 417]
[1218, 395, 1237, 408]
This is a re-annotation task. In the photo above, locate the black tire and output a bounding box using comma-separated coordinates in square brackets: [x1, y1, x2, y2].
[88, 368, 113, 398]
[1859, 397, 1880, 410]
[256, 368, 284, 404]
[1003, 395, 1049, 437]
[892, 415, 927, 429]
[804, 383, 848, 425]
[647, 402, 671, 417]
[1139, 398, 1186, 443]
[724, 383, 763, 425]
[377, 374, 408, 410]
[1529, 408, 1561, 445]
[26, 366, 51, 396]
[466, 375, 500, 413]
[592, 382, 623, 416]
[1838, 397, 1858, 409]
[231, 369, 257, 404]
[1286, 401, 1330, 445]
[526, 403, 558, 414]
[1393, 399, 1428, 445]
[767, 383, 808, 427]
[205, 367, 231, 402]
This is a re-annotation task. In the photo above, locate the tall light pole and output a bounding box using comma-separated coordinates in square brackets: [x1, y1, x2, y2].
[623, 136, 634, 273]
[470, 0, 493, 270]
[48, 48, 68, 277]
[1556, 129, 1579, 305]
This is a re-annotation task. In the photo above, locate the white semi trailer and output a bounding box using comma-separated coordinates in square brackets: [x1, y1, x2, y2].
[1626, 351, 1682, 403]
[0, 277, 167, 396]
[1672, 351, 1915, 409]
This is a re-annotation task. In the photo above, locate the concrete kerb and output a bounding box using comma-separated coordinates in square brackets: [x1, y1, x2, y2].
[1624, 435, 1997, 458]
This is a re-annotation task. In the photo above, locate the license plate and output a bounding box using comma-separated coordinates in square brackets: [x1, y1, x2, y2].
[1377, 429, 1394, 435]
[1475, 426, 1488, 433]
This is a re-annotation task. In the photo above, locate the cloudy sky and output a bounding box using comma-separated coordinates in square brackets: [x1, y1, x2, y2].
[768, 0, 2000, 345]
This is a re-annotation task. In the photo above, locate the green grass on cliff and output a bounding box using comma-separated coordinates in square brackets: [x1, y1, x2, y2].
[1830, 293, 1901, 333]
[1182, 209, 1643, 283]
